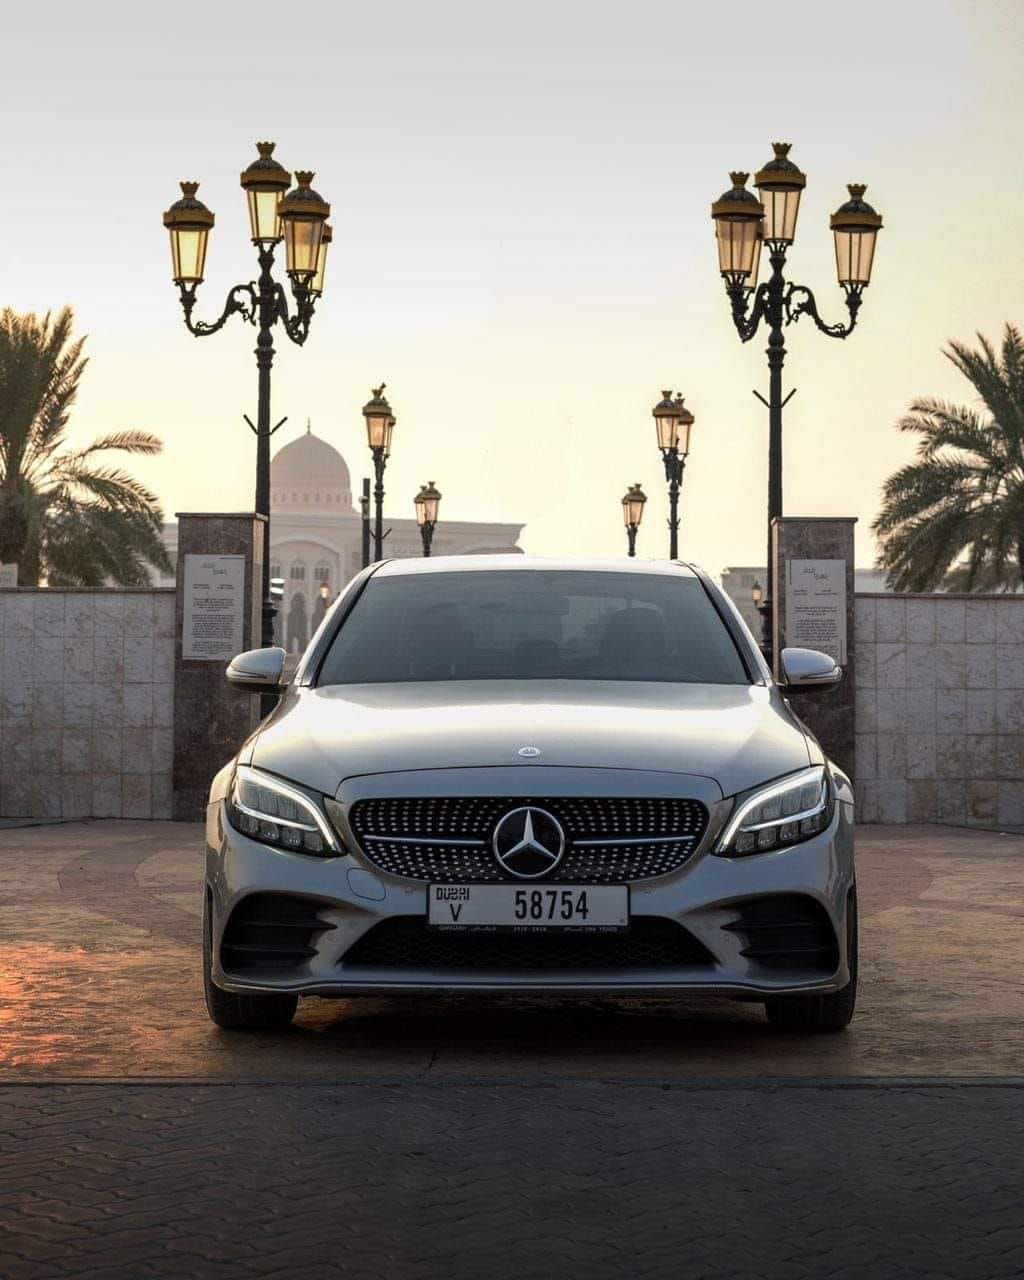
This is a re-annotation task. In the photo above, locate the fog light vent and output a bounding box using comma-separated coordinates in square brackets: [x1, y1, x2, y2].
[220, 893, 335, 973]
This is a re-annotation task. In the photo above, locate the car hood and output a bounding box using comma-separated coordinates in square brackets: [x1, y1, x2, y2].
[249, 680, 811, 799]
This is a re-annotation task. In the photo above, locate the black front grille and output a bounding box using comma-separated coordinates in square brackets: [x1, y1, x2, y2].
[722, 895, 839, 974]
[347, 796, 708, 883]
[341, 915, 715, 973]
[220, 893, 335, 973]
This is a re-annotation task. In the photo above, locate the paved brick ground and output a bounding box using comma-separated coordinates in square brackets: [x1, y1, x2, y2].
[1, 820, 1022, 1079]
[2, 819, 1023, 1278]
[2, 1080, 1022, 1280]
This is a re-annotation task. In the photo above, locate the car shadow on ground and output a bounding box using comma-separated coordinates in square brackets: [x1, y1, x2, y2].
[239, 990, 858, 1079]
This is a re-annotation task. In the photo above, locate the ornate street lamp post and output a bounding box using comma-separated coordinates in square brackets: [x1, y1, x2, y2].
[414, 482, 442, 557]
[651, 392, 695, 559]
[711, 143, 882, 663]
[162, 143, 331, 693]
[362, 386, 395, 562]
[621, 483, 647, 557]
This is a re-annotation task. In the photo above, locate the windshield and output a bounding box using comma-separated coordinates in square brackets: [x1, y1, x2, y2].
[317, 570, 749, 686]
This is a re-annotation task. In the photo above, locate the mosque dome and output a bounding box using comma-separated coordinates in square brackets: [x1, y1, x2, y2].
[271, 426, 355, 513]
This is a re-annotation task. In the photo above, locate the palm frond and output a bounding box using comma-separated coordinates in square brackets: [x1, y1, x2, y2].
[64, 430, 164, 459]
[945, 328, 1024, 453]
[876, 324, 1024, 593]
[53, 464, 163, 515]
[0, 306, 171, 586]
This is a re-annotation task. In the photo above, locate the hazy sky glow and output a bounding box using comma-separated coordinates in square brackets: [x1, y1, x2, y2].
[4, 0, 1023, 573]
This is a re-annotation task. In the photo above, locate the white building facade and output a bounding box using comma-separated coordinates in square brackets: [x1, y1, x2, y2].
[161, 429, 525, 651]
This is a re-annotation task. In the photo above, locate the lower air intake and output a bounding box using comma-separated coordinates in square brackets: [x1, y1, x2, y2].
[220, 893, 334, 973]
[722, 895, 840, 975]
[341, 915, 715, 973]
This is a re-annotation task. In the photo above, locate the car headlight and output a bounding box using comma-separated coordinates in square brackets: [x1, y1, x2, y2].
[716, 765, 833, 856]
[226, 765, 342, 856]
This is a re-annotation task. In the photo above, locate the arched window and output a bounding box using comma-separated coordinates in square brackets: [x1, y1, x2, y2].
[314, 562, 331, 584]
[270, 563, 281, 579]
[290, 562, 306, 582]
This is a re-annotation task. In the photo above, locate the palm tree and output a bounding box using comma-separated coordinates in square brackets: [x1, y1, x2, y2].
[873, 324, 1024, 592]
[0, 307, 172, 586]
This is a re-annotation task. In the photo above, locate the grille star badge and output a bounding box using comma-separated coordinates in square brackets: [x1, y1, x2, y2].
[492, 806, 565, 879]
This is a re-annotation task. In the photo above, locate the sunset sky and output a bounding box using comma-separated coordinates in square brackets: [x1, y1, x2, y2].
[3, 0, 1022, 574]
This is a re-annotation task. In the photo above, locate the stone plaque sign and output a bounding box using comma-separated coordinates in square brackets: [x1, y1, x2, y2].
[784, 558, 847, 664]
[0, 563, 18, 588]
[182, 554, 245, 661]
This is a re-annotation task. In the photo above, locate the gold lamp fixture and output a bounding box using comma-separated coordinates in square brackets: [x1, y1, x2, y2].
[711, 173, 764, 286]
[162, 182, 215, 284]
[278, 172, 331, 282]
[830, 184, 883, 287]
[622, 483, 647, 558]
[754, 143, 806, 246]
[415, 481, 442, 528]
[239, 141, 292, 244]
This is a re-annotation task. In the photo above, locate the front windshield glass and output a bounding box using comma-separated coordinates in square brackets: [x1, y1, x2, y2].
[317, 570, 749, 686]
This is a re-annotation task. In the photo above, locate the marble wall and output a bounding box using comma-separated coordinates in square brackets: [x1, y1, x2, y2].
[0, 589, 175, 819]
[3, 584, 1022, 828]
[854, 595, 1024, 826]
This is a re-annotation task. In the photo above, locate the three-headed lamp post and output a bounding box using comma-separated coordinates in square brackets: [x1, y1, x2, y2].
[621, 484, 647, 557]
[415, 483, 442, 557]
[361, 386, 395, 562]
[161, 142, 331, 693]
[651, 391, 695, 559]
[711, 142, 882, 663]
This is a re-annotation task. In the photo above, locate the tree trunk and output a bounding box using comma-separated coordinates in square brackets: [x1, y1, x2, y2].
[0, 504, 28, 578]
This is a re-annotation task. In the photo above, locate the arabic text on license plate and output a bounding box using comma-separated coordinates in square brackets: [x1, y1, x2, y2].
[427, 884, 628, 931]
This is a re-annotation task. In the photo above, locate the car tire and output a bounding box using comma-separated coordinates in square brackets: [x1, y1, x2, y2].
[203, 893, 298, 1031]
[764, 886, 858, 1034]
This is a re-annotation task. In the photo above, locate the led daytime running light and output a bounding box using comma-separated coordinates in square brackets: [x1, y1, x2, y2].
[228, 765, 339, 854]
[717, 766, 831, 855]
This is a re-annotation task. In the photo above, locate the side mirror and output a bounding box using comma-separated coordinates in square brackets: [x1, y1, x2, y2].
[780, 646, 842, 693]
[226, 646, 286, 692]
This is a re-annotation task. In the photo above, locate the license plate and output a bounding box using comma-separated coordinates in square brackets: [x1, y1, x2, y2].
[427, 884, 628, 932]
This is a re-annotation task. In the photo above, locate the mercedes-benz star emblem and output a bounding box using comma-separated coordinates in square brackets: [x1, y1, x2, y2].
[492, 806, 565, 879]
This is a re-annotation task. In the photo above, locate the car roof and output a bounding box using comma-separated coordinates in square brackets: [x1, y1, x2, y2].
[372, 555, 701, 579]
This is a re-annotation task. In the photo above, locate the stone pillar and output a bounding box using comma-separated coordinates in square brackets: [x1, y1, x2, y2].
[772, 517, 857, 780]
[172, 513, 265, 821]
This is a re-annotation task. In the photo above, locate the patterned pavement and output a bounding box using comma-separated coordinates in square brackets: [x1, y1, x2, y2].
[1, 819, 1023, 1277]
[2, 1080, 1022, 1279]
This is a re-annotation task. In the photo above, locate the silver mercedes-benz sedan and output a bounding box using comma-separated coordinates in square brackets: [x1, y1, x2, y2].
[203, 556, 857, 1034]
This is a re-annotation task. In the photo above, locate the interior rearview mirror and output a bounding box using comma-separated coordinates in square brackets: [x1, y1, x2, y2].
[780, 646, 842, 693]
[225, 646, 286, 692]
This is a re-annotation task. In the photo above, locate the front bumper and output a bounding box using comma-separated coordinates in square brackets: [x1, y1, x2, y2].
[205, 767, 855, 999]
